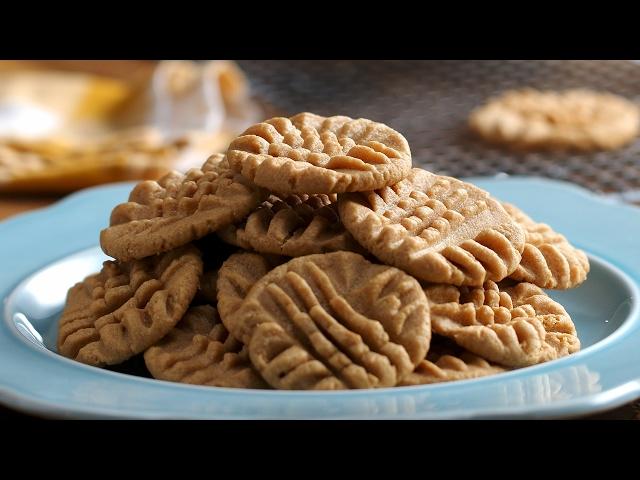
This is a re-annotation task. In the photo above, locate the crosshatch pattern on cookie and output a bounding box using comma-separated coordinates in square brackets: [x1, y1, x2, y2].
[400, 336, 507, 386]
[100, 153, 266, 262]
[58, 246, 203, 366]
[502, 203, 589, 289]
[217, 193, 366, 257]
[233, 252, 431, 390]
[339, 168, 525, 286]
[424, 280, 580, 367]
[399, 347, 506, 386]
[144, 305, 268, 388]
[226, 112, 412, 195]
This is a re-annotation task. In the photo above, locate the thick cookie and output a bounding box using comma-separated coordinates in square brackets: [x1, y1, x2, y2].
[232, 252, 431, 390]
[217, 193, 365, 257]
[469, 88, 640, 151]
[339, 168, 525, 286]
[424, 281, 580, 367]
[58, 245, 202, 366]
[144, 305, 267, 388]
[100, 153, 265, 261]
[216, 252, 286, 340]
[399, 338, 506, 386]
[502, 202, 589, 289]
[226, 112, 412, 195]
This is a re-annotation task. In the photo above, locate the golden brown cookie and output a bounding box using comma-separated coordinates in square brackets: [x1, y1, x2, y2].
[232, 252, 431, 390]
[226, 112, 412, 195]
[217, 193, 366, 257]
[100, 153, 266, 262]
[399, 339, 506, 386]
[424, 281, 580, 367]
[469, 88, 640, 151]
[144, 305, 268, 388]
[502, 203, 589, 289]
[58, 245, 202, 366]
[216, 252, 286, 340]
[339, 168, 525, 286]
[200, 152, 229, 171]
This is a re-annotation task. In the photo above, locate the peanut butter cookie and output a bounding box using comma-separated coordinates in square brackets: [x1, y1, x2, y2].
[216, 252, 285, 340]
[339, 168, 525, 286]
[100, 153, 265, 261]
[58, 245, 202, 366]
[424, 281, 580, 367]
[233, 252, 431, 389]
[144, 305, 267, 388]
[502, 202, 589, 289]
[399, 339, 506, 386]
[217, 193, 365, 257]
[226, 112, 412, 195]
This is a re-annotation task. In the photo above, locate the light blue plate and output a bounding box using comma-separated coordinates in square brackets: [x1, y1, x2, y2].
[1, 176, 639, 419]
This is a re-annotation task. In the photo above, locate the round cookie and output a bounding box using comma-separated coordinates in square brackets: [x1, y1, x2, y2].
[226, 112, 412, 195]
[216, 252, 286, 340]
[100, 153, 266, 262]
[469, 88, 640, 151]
[232, 252, 431, 390]
[502, 202, 589, 289]
[144, 305, 268, 389]
[58, 245, 203, 366]
[424, 280, 580, 368]
[339, 168, 525, 286]
[217, 193, 366, 257]
[399, 339, 506, 386]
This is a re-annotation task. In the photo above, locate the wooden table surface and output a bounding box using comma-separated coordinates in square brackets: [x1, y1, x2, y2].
[1, 195, 638, 420]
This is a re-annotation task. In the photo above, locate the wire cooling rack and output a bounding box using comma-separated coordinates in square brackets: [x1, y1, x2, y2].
[238, 60, 640, 202]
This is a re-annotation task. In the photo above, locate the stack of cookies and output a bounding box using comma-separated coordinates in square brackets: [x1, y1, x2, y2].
[57, 113, 589, 390]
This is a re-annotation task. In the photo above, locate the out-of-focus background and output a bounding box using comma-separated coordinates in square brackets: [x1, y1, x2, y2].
[2, 60, 640, 220]
[0, 60, 260, 218]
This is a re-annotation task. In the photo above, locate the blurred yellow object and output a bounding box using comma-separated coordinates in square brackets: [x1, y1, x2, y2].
[0, 128, 236, 194]
[0, 148, 169, 194]
[0, 71, 132, 124]
[0, 60, 259, 194]
[0, 128, 179, 193]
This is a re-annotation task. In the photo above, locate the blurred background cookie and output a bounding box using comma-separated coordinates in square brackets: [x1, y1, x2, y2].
[469, 88, 640, 152]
